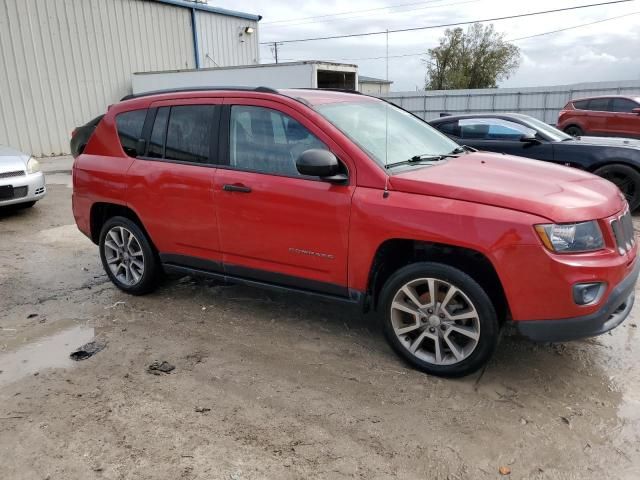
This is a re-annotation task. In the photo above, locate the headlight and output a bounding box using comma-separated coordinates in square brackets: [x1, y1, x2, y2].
[27, 157, 40, 174]
[535, 221, 604, 253]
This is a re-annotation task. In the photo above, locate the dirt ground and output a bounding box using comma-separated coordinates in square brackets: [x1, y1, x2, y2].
[1, 158, 639, 480]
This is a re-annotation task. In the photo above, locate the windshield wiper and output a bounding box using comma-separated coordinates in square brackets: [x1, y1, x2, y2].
[452, 145, 477, 153]
[385, 152, 461, 169]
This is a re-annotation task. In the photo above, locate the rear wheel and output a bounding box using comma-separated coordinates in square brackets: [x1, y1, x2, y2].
[99, 216, 161, 295]
[564, 125, 583, 137]
[594, 164, 640, 211]
[379, 262, 499, 378]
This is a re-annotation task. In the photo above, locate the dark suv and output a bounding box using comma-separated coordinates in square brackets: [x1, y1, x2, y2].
[71, 87, 637, 377]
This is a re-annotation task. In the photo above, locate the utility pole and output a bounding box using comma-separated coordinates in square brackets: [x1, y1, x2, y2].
[385, 29, 389, 81]
[271, 42, 282, 63]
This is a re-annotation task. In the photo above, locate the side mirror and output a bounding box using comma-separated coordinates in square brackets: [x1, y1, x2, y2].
[136, 138, 147, 156]
[520, 133, 540, 144]
[632, 108, 640, 115]
[296, 149, 347, 183]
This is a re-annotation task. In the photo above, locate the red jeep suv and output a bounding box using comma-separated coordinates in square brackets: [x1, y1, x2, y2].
[558, 95, 640, 139]
[72, 87, 638, 377]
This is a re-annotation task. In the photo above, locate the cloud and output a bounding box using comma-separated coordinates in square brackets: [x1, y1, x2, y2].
[225, 0, 640, 90]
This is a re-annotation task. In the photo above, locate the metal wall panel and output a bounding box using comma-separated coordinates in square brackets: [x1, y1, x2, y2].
[0, 0, 197, 156]
[385, 80, 640, 124]
[194, 11, 258, 68]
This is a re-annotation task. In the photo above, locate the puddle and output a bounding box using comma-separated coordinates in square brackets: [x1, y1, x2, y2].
[0, 325, 95, 387]
[37, 224, 88, 246]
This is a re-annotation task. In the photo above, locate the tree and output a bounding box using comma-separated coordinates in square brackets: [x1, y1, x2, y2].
[424, 23, 520, 90]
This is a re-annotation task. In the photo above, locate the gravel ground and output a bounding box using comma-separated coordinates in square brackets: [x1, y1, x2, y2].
[1, 158, 639, 479]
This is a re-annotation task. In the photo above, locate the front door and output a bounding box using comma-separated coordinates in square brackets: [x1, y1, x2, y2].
[608, 98, 640, 138]
[214, 100, 355, 296]
[126, 99, 223, 268]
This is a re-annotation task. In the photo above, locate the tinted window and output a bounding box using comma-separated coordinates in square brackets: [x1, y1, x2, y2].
[572, 100, 589, 110]
[437, 121, 460, 137]
[587, 98, 610, 112]
[611, 98, 639, 113]
[116, 109, 147, 157]
[458, 118, 535, 140]
[147, 107, 169, 158]
[165, 105, 214, 163]
[230, 106, 328, 176]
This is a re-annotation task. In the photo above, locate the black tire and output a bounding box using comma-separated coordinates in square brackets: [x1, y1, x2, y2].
[594, 163, 640, 211]
[99, 216, 161, 295]
[564, 125, 583, 137]
[379, 262, 499, 378]
[18, 201, 36, 209]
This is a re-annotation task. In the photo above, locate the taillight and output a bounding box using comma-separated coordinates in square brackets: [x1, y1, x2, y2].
[71, 128, 78, 138]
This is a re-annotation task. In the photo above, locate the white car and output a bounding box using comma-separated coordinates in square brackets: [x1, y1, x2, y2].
[0, 145, 46, 208]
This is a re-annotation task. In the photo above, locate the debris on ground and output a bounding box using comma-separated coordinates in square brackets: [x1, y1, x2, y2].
[104, 301, 126, 309]
[560, 416, 572, 428]
[499, 465, 511, 475]
[27, 313, 38, 319]
[195, 407, 211, 413]
[147, 361, 175, 375]
[70, 340, 107, 361]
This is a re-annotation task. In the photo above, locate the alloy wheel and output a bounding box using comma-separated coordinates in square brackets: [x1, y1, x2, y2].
[103, 226, 145, 286]
[390, 278, 481, 366]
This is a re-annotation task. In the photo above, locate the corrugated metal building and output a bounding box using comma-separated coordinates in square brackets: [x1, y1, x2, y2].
[0, 0, 260, 156]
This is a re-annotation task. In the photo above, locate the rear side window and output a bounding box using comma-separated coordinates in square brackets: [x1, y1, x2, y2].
[572, 100, 589, 110]
[164, 105, 214, 163]
[116, 109, 147, 157]
[611, 98, 639, 113]
[147, 107, 169, 159]
[586, 98, 610, 112]
[436, 121, 460, 137]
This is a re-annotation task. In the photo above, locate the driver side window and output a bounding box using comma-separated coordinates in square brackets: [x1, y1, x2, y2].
[229, 105, 328, 177]
[459, 118, 536, 140]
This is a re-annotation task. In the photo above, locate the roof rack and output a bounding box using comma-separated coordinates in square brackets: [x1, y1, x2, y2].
[120, 86, 279, 101]
[297, 88, 362, 94]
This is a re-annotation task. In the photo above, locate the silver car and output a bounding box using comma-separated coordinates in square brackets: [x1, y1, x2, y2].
[0, 145, 46, 208]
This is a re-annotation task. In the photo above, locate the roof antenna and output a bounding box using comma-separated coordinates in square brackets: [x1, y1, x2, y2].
[383, 101, 390, 199]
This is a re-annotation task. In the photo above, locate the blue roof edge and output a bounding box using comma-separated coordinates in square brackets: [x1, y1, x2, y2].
[151, 0, 262, 21]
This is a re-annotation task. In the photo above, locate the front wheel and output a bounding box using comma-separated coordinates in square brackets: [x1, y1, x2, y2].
[594, 164, 640, 211]
[99, 216, 161, 295]
[379, 262, 499, 378]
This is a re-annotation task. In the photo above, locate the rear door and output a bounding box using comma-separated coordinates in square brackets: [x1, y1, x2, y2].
[126, 99, 223, 269]
[608, 98, 640, 138]
[213, 98, 355, 295]
[584, 97, 611, 135]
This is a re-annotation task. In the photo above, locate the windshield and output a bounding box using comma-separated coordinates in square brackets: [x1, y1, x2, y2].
[313, 100, 460, 168]
[524, 116, 572, 142]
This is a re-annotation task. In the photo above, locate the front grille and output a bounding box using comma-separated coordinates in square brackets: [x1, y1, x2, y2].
[0, 170, 25, 179]
[13, 186, 28, 198]
[611, 210, 635, 255]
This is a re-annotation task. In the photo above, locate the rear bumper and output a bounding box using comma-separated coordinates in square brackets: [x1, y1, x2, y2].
[0, 171, 46, 206]
[515, 257, 639, 342]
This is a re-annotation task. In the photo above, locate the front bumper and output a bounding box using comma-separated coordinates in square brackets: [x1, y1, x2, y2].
[515, 257, 639, 342]
[0, 171, 46, 206]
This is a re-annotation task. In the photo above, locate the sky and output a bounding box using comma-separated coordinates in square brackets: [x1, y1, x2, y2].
[221, 0, 640, 92]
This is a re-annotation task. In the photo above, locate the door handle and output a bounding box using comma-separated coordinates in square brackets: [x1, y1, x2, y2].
[223, 183, 252, 193]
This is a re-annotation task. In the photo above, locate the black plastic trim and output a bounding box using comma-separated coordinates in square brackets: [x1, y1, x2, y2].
[121, 86, 279, 102]
[515, 258, 639, 342]
[159, 253, 361, 304]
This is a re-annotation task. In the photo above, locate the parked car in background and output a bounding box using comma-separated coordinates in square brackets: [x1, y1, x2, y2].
[0, 145, 46, 208]
[557, 95, 640, 138]
[428, 113, 640, 210]
[72, 88, 637, 378]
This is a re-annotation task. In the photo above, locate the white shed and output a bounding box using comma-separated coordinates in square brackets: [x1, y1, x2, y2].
[0, 0, 261, 156]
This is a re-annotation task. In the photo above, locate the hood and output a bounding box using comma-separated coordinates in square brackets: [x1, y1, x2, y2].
[389, 152, 624, 223]
[569, 136, 640, 149]
[0, 145, 29, 172]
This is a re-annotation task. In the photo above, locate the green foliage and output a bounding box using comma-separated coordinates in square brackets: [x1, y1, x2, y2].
[424, 23, 521, 90]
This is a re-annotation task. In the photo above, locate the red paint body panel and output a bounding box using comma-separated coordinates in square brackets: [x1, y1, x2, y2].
[72, 89, 637, 326]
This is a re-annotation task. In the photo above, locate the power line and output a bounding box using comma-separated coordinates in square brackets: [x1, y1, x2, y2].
[259, 0, 634, 45]
[261, 0, 484, 29]
[274, 10, 639, 63]
[261, 0, 447, 25]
